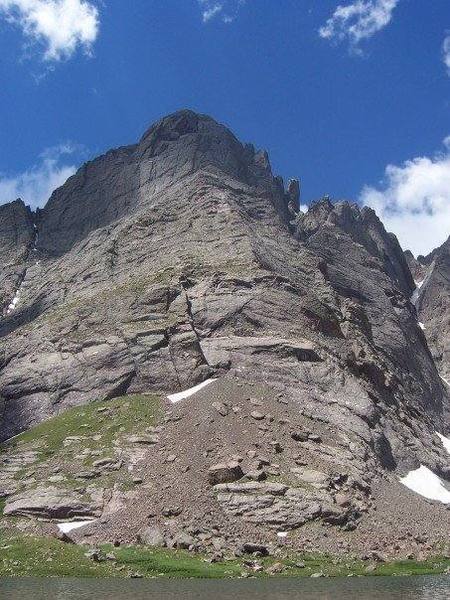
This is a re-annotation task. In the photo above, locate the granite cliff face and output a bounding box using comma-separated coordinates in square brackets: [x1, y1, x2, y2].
[0, 111, 449, 558]
[0, 199, 35, 311]
[0, 111, 295, 436]
[406, 238, 450, 383]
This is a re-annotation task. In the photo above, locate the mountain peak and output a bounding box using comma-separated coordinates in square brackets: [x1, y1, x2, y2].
[140, 109, 217, 144]
[34, 111, 293, 256]
[138, 109, 275, 185]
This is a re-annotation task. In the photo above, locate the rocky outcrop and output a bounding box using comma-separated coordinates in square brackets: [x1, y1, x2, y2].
[213, 479, 362, 530]
[411, 238, 450, 382]
[0, 199, 35, 313]
[293, 199, 447, 463]
[36, 111, 290, 257]
[404, 250, 427, 282]
[3, 486, 103, 519]
[297, 198, 414, 296]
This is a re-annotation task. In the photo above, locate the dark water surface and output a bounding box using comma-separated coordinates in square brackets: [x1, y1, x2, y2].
[1, 576, 450, 600]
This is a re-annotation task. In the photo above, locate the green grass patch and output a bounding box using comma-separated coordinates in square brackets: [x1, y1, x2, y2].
[373, 557, 450, 577]
[0, 536, 120, 578]
[104, 544, 243, 578]
[1, 393, 162, 466]
[0, 536, 243, 579]
[1, 534, 449, 579]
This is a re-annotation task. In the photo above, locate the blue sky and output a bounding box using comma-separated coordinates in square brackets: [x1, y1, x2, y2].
[0, 0, 449, 255]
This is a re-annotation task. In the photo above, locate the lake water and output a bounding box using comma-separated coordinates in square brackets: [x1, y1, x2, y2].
[1, 576, 450, 600]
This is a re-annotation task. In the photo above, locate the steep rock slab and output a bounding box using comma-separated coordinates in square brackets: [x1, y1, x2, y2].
[294, 199, 448, 467]
[412, 238, 450, 382]
[0, 199, 35, 314]
[0, 112, 311, 437]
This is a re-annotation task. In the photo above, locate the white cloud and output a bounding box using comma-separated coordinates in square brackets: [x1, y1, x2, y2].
[319, 0, 399, 50]
[0, 0, 99, 61]
[0, 144, 77, 209]
[360, 138, 450, 257]
[200, 2, 223, 23]
[198, 0, 244, 24]
[443, 34, 450, 75]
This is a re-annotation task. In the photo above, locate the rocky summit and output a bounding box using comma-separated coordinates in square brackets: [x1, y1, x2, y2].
[0, 110, 449, 563]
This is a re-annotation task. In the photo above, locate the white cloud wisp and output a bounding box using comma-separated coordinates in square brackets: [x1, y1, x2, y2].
[0, 0, 99, 61]
[198, 0, 244, 24]
[319, 0, 399, 50]
[0, 144, 77, 209]
[360, 138, 450, 257]
[443, 34, 450, 76]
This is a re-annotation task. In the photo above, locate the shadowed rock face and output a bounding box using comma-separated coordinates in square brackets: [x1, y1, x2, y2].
[404, 250, 427, 283]
[409, 238, 450, 382]
[0, 110, 448, 482]
[0, 199, 35, 310]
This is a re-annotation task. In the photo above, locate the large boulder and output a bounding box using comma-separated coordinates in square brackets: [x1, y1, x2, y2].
[138, 525, 165, 547]
[208, 461, 243, 485]
[3, 487, 102, 519]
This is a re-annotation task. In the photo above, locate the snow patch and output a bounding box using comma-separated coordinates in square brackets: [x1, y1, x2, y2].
[411, 280, 423, 307]
[411, 288, 420, 307]
[167, 379, 217, 403]
[6, 288, 21, 314]
[400, 465, 450, 504]
[418, 322, 425, 330]
[57, 520, 96, 533]
[436, 432, 450, 455]
[277, 531, 288, 538]
[411, 264, 435, 308]
[4, 225, 39, 317]
[33, 224, 39, 252]
[441, 376, 450, 387]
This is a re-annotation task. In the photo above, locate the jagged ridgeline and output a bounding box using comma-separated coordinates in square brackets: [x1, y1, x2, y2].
[0, 111, 449, 561]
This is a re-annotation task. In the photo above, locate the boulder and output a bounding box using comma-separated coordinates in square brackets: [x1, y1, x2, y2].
[171, 530, 196, 550]
[242, 470, 267, 482]
[4, 487, 102, 518]
[75, 471, 99, 480]
[162, 506, 182, 517]
[250, 411, 265, 420]
[212, 402, 229, 416]
[127, 434, 159, 445]
[241, 542, 270, 556]
[208, 461, 243, 485]
[266, 562, 284, 574]
[291, 467, 329, 486]
[92, 458, 117, 468]
[291, 430, 309, 442]
[139, 526, 165, 547]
